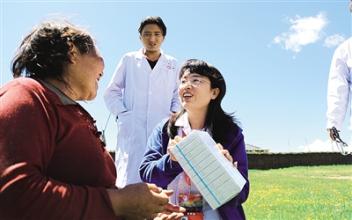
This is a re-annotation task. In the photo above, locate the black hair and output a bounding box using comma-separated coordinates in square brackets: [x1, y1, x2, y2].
[167, 59, 240, 144]
[138, 16, 167, 37]
[12, 20, 95, 81]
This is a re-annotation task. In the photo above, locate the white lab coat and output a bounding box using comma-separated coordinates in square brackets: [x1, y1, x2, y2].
[327, 37, 352, 130]
[104, 48, 180, 188]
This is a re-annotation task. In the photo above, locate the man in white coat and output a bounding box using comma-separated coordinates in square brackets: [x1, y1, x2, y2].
[326, 1, 352, 149]
[104, 16, 180, 188]
[326, 37, 352, 139]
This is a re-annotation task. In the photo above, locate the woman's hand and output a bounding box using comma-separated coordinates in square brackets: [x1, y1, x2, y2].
[167, 136, 183, 162]
[215, 143, 238, 168]
[153, 212, 184, 220]
[152, 204, 185, 220]
[107, 183, 184, 219]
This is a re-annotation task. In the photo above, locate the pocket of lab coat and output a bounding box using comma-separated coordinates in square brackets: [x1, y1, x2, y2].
[117, 111, 133, 138]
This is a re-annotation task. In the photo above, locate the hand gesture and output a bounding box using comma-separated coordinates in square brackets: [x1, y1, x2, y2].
[167, 136, 183, 162]
[107, 183, 184, 219]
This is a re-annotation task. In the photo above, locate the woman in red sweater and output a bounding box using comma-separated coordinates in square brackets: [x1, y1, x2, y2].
[0, 20, 184, 220]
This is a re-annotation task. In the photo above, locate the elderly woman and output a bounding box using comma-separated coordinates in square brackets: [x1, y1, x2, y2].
[0, 20, 183, 220]
[140, 59, 250, 220]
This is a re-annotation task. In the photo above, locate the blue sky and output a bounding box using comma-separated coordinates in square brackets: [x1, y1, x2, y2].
[1, 0, 351, 152]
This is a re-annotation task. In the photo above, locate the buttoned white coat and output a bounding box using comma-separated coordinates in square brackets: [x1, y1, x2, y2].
[104, 49, 180, 187]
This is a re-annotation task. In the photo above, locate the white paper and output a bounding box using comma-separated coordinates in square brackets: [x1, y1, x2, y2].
[170, 130, 246, 209]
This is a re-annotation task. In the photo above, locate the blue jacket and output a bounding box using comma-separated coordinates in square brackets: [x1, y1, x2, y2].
[139, 120, 250, 220]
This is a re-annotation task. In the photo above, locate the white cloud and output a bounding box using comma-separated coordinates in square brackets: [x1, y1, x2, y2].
[324, 34, 345, 48]
[273, 12, 327, 53]
[295, 138, 352, 153]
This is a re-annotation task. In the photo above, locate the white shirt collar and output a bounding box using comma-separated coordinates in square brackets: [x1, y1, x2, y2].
[175, 112, 210, 136]
[175, 112, 192, 136]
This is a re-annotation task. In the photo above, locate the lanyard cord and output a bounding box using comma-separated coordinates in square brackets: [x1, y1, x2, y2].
[101, 113, 111, 147]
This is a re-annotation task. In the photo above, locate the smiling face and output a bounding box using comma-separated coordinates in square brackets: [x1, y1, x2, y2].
[140, 24, 164, 53]
[179, 71, 220, 113]
[66, 47, 105, 101]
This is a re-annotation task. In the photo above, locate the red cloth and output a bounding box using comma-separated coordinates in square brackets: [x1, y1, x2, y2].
[0, 78, 118, 219]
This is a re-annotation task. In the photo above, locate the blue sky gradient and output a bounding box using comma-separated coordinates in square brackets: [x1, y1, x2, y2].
[1, 0, 351, 152]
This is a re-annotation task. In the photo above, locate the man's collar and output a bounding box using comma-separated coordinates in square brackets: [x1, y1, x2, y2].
[136, 48, 164, 60]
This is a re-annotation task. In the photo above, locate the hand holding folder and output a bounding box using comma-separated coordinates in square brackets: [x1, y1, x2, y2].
[170, 130, 246, 209]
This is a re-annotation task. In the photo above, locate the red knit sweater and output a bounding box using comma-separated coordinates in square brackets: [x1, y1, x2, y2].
[0, 78, 118, 219]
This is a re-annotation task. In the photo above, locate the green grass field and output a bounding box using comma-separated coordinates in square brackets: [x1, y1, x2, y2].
[243, 165, 352, 220]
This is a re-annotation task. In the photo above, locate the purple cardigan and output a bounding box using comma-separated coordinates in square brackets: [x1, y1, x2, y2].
[139, 120, 250, 220]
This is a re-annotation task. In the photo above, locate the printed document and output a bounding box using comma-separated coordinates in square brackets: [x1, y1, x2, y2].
[170, 130, 246, 209]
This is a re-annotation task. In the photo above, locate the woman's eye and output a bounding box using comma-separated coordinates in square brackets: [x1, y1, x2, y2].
[192, 79, 201, 84]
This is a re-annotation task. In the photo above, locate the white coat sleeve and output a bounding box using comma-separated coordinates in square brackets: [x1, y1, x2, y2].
[170, 63, 181, 113]
[104, 56, 128, 116]
[326, 42, 351, 130]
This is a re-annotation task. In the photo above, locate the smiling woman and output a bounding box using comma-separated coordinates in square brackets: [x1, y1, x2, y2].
[140, 59, 250, 220]
[63, 47, 104, 100]
[11, 22, 104, 101]
[0, 20, 185, 220]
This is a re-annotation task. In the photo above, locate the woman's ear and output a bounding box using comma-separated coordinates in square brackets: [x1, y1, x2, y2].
[211, 88, 220, 100]
[67, 43, 79, 64]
